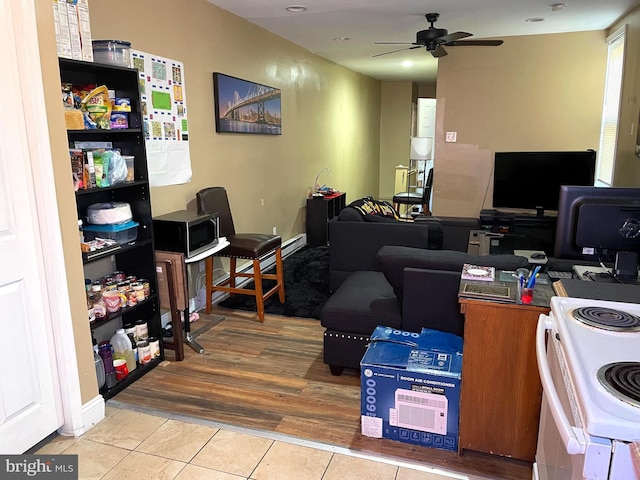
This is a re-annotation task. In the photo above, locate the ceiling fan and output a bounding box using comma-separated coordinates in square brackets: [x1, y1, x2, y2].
[374, 13, 504, 58]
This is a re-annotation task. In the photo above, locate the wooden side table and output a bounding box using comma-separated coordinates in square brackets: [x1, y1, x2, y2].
[458, 298, 549, 462]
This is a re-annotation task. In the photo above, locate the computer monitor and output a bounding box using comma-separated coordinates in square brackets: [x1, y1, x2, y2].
[554, 186, 640, 281]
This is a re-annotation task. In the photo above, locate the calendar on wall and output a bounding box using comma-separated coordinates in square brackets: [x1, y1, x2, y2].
[131, 50, 192, 187]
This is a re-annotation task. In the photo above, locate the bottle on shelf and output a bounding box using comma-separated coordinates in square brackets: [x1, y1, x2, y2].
[98, 342, 117, 389]
[93, 350, 105, 389]
[87, 290, 95, 323]
[91, 284, 106, 319]
[110, 328, 136, 373]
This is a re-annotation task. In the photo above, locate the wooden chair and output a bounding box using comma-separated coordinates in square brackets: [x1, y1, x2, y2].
[196, 187, 285, 322]
[393, 167, 433, 216]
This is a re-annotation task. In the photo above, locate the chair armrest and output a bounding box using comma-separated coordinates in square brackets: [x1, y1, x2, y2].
[328, 220, 431, 291]
[401, 267, 465, 337]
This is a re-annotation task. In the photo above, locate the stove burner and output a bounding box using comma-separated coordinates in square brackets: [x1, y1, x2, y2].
[570, 306, 640, 332]
[597, 362, 640, 408]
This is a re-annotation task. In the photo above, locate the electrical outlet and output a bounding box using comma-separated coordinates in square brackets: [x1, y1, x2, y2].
[446, 132, 457, 142]
[272, 226, 277, 235]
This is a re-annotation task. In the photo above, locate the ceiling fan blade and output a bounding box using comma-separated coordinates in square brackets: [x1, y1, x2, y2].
[373, 45, 422, 58]
[446, 39, 504, 47]
[374, 42, 419, 45]
[437, 31, 472, 43]
[431, 45, 448, 58]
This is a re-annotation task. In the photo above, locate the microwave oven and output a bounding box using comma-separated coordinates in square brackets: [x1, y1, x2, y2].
[153, 210, 219, 259]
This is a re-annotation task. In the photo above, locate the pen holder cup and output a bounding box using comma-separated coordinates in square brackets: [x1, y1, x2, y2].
[521, 287, 534, 304]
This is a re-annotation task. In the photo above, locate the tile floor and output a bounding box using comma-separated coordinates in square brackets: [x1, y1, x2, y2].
[34, 404, 493, 480]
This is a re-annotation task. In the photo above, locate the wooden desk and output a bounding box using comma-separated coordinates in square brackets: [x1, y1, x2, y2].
[458, 298, 548, 462]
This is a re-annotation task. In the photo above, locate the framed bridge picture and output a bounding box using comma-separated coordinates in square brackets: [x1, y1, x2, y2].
[213, 73, 282, 135]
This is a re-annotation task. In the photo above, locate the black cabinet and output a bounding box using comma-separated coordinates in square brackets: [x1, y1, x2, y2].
[480, 209, 557, 254]
[60, 58, 162, 400]
[306, 193, 346, 246]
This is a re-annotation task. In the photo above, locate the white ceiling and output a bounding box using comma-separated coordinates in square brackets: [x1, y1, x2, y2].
[206, 0, 639, 83]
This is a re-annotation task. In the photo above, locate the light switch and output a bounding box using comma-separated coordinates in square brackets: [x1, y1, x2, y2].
[446, 132, 457, 142]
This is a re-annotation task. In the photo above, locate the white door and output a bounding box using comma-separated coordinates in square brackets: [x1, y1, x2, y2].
[0, 0, 64, 453]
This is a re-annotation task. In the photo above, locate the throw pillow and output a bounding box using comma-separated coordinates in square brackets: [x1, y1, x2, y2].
[348, 197, 400, 220]
[337, 207, 365, 222]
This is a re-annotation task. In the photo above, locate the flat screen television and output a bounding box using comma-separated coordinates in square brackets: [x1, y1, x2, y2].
[554, 186, 640, 281]
[492, 150, 596, 215]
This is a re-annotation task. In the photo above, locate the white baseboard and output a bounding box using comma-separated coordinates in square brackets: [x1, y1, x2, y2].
[58, 394, 105, 437]
[203, 233, 307, 307]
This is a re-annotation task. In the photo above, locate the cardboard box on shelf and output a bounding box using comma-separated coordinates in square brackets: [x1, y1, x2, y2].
[361, 326, 462, 452]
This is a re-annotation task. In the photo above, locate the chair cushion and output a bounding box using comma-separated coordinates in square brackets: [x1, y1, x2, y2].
[376, 246, 529, 300]
[393, 192, 423, 204]
[221, 233, 281, 259]
[321, 271, 402, 334]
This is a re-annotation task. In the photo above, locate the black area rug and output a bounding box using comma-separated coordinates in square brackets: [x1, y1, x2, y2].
[217, 245, 329, 319]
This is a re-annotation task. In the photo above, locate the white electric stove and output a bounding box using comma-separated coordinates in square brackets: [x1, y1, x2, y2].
[534, 296, 640, 480]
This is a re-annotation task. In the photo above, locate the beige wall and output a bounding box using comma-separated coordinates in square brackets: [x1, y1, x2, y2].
[35, 0, 98, 404]
[610, 5, 640, 186]
[379, 82, 413, 201]
[88, 0, 381, 238]
[433, 31, 608, 217]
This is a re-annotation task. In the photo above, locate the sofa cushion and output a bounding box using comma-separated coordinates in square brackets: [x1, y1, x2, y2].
[376, 246, 529, 300]
[363, 214, 401, 223]
[321, 271, 402, 334]
[337, 207, 365, 222]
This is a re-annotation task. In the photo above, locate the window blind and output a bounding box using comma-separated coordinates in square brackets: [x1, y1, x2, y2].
[596, 26, 626, 186]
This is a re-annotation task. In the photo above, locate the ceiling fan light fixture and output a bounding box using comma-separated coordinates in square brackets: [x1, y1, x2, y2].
[372, 13, 503, 59]
[286, 5, 307, 13]
[525, 17, 545, 23]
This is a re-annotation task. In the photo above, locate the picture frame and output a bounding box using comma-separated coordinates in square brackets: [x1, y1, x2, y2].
[213, 73, 282, 135]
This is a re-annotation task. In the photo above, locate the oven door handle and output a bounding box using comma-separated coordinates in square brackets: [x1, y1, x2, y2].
[536, 314, 587, 455]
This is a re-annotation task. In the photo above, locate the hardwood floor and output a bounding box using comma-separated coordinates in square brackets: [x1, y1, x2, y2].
[113, 308, 533, 480]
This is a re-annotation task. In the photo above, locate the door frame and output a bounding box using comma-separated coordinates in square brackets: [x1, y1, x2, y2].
[10, 0, 86, 437]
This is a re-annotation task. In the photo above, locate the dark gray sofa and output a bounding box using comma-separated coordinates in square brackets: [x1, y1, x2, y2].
[321, 245, 529, 375]
[328, 197, 480, 292]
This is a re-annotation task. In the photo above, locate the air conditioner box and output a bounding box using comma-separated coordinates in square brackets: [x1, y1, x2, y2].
[360, 326, 462, 452]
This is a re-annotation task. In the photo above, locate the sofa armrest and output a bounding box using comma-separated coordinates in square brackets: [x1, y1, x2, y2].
[428, 216, 479, 252]
[328, 220, 432, 292]
[402, 268, 465, 337]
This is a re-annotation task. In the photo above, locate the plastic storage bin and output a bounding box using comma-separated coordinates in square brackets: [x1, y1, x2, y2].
[92, 40, 132, 67]
[83, 221, 139, 243]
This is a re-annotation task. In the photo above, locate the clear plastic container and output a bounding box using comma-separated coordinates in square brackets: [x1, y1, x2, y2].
[83, 220, 139, 243]
[124, 156, 135, 182]
[92, 40, 132, 67]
